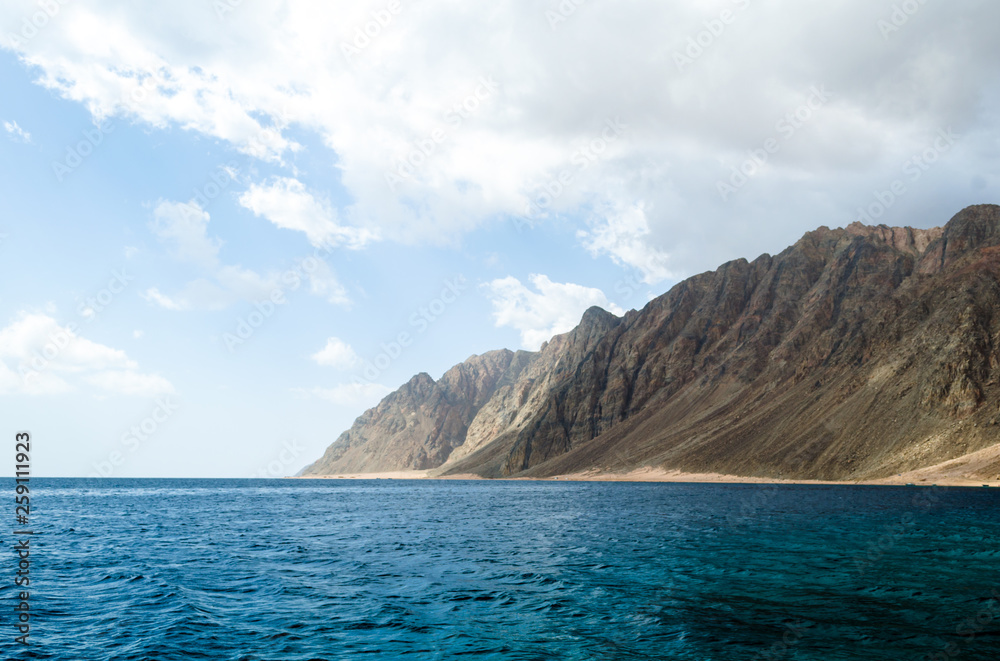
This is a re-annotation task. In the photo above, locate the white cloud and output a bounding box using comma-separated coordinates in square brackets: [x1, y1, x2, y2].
[144, 199, 350, 310]
[2, 6, 297, 162]
[484, 274, 623, 350]
[144, 274, 281, 312]
[3, 1, 999, 274]
[0, 356, 71, 395]
[215, 265, 282, 301]
[142, 286, 190, 311]
[0, 312, 172, 396]
[0, 360, 25, 393]
[294, 383, 392, 409]
[578, 203, 674, 285]
[3, 119, 31, 143]
[84, 370, 175, 397]
[311, 337, 363, 370]
[148, 200, 221, 268]
[0, 312, 136, 372]
[305, 260, 351, 306]
[238, 177, 377, 249]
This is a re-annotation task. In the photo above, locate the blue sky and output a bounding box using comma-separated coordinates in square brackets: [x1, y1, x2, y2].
[1, 0, 998, 477]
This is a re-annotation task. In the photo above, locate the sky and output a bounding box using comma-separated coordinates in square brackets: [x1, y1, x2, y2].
[1, 0, 998, 478]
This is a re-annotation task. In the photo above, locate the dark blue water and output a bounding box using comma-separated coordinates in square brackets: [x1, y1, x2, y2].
[2, 479, 999, 660]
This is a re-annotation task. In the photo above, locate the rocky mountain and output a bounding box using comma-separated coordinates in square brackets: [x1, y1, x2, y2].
[301, 349, 536, 474]
[302, 205, 1000, 482]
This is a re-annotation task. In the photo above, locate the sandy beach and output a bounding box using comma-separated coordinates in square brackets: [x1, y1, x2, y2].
[295, 443, 1000, 487]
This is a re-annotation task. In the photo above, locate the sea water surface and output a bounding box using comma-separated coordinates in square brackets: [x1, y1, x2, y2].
[2, 478, 1000, 660]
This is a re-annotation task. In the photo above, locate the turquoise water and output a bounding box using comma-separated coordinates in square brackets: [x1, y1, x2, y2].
[2, 479, 999, 659]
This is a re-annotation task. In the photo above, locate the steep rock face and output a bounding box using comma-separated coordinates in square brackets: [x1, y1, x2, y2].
[443, 306, 623, 475]
[300, 349, 533, 474]
[307, 204, 1000, 481]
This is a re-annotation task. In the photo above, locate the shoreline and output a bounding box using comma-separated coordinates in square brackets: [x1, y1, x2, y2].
[292, 466, 1000, 488]
[293, 442, 1000, 487]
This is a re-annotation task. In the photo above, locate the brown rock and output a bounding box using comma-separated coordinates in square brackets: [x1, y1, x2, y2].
[305, 204, 1000, 481]
[299, 349, 535, 474]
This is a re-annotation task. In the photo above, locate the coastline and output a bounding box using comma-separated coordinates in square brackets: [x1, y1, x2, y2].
[293, 442, 1000, 487]
[293, 467, 1000, 487]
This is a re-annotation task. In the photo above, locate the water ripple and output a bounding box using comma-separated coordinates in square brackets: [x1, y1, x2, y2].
[2, 479, 999, 660]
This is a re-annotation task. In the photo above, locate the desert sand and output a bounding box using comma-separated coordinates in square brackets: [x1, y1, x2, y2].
[296, 447, 1000, 487]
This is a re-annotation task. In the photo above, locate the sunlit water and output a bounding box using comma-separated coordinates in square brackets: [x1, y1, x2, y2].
[2, 478, 999, 659]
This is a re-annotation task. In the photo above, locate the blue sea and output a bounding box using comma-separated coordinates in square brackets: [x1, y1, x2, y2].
[2, 479, 999, 660]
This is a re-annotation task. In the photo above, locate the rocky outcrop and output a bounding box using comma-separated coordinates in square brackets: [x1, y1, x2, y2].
[300, 349, 535, 474]
[305, 204, 1000, 481]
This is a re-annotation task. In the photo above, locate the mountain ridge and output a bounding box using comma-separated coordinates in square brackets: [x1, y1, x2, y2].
[302, 204, 1000, 483]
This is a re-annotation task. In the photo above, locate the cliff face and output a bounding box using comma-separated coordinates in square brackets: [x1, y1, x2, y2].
[304, 205, 1000, 481]
[301, 349, 535, 474]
